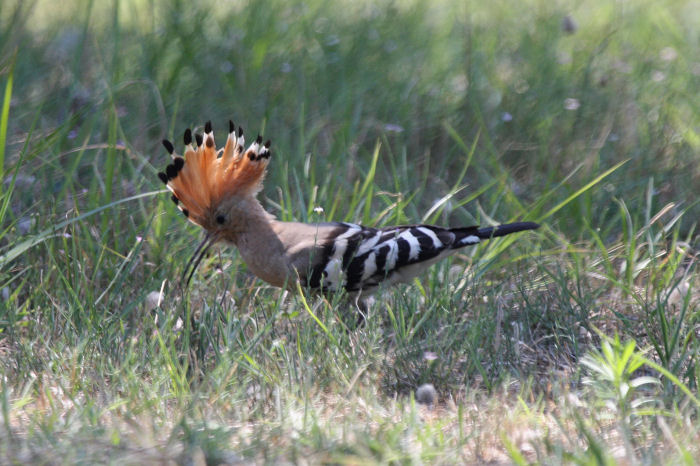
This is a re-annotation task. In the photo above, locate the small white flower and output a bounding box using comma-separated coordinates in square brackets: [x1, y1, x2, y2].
[174, 317, 183, 331]
[564, 98, 580, 110]
[651, 70, 666, 82]
[660, 47, 677, 62]
[384, 123, 404, 133]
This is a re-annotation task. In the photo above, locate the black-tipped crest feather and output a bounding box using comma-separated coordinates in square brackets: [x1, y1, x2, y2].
[162, 139, 174, 154]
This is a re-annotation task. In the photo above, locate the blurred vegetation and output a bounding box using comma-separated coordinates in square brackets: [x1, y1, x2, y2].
[0, 0, 698, 463]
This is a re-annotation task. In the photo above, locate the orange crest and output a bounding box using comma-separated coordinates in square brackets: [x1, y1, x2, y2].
[157, 120, 271, 226]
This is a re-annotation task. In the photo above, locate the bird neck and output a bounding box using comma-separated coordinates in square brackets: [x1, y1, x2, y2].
[226, 198, 291, 287]
[232, 197, 276, 235]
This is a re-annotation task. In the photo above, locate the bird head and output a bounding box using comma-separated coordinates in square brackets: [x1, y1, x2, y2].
[157, 120, 271, 284]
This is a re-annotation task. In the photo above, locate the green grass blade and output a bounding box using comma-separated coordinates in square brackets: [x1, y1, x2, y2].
[537, 159, 629, 223]
[0, 52, 15, 194]
[0, 190, 162, 268]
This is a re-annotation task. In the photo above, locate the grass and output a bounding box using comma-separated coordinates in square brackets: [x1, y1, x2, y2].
[0, 0, 698, 463]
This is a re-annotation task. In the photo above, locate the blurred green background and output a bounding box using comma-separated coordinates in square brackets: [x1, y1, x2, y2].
[3, 0, 698, 234]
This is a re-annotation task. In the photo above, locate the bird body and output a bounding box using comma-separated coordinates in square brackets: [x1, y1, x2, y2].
[157, 120, 539, 294]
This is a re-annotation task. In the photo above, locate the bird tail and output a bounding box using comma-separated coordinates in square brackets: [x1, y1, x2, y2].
[451, 221, 539, 247]
[475, 221, 540, 239]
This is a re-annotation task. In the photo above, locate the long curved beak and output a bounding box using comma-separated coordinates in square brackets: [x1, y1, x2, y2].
[182, 231, 218, 287]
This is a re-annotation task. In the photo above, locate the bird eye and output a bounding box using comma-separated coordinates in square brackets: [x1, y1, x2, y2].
[216, 215, 225, 225]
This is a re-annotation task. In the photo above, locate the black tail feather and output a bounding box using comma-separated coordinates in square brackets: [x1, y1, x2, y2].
[475, 221, 540, 239]
[448, 221, 538, 248]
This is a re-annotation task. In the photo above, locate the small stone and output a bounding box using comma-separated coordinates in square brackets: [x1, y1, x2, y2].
[660, 47, 677, 62]
[145, 291, 163, 310]
[668, 281, 689, 306]
[17, 217, 34, 235]
[416, 383, 437, 406]
[562, 15, 577, 34]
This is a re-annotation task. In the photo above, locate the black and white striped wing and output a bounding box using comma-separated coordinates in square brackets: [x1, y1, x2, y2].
[311, 223, 481, 293]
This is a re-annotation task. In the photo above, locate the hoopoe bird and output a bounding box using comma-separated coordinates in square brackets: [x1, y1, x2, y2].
[157, 120, 539, 296]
